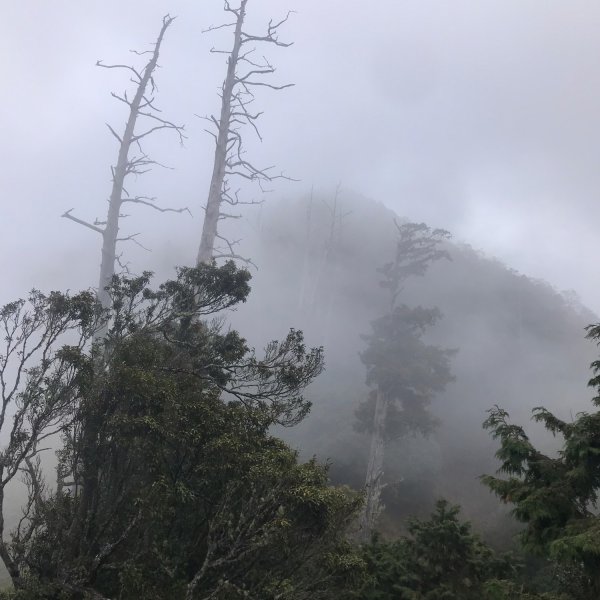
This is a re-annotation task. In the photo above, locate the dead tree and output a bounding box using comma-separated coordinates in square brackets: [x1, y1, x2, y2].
[197, 0, 294, 266]
[63, 15, 186, 312]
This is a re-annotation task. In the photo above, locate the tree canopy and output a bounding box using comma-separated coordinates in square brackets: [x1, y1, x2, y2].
[482, 322, 600, 599]
[0, 263, 363, 599]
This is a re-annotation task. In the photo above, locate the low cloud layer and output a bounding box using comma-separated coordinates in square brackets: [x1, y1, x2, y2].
[1, 1, 599, 310]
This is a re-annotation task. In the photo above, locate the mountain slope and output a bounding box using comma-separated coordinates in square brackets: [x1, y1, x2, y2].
[230, 192, 596, 541]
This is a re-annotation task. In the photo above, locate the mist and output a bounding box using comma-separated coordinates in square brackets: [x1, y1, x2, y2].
[1, 2, 600, 598]
[3, 2, 600, 307]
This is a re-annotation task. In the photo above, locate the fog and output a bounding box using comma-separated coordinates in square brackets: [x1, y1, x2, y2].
[228, 191, 597, 540]
[1, 0, 600, 574]
[2, 1, 600, 310]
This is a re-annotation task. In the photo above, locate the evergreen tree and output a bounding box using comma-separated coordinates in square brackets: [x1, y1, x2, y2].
[356, 222, 455, 541]
[355, 500, 562, 600]
[482, 322, 600, 599]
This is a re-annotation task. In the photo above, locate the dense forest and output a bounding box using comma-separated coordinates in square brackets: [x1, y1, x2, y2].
[2, 2, 600, 599]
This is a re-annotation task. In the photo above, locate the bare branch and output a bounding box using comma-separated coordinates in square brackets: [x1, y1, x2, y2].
[61, 210, 104, 235]
[116, 233, 151, 252]
[110, 91, 132, 106]
[130, 49, 154, 57]
[135, 111, 186, 145]
[217, 212, 242, 220]
[203, 22, 236, 33]
[105, 123, 123, 144]
[235, 68, 275, 83]
[197, 1, 296, 265]
[96, 61, 142, 82]
[115, 253, 131, 274]
[239, 80, 294, 90]
[122, 196, 192, 216]
[209, 47, 233, 55]
[91, 14, 180, 312]
[212, 252, 257, 269]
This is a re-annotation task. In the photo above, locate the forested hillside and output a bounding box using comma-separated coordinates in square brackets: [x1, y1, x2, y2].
[232, 192, 597, 541]
[4, 2, 600, 598]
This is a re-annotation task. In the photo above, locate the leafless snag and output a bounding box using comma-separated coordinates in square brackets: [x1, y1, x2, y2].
[61, 15, 187, 313]
[197, 0, 296, 266]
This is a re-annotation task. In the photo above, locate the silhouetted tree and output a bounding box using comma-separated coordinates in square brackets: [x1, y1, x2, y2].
[356, 222, 455, 542]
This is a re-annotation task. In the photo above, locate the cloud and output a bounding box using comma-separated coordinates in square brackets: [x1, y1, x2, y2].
[1, 1, 599, 310]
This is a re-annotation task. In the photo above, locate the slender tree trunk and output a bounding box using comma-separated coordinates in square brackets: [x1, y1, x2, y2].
[356, 223, 452, 543]
[357, 387, 388, 543]
[97, 18, 172, 308]
[63, 16, 181, 317]
[197, 1, 247, 265]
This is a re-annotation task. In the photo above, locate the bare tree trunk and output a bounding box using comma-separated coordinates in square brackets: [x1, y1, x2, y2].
[197, 0, 293, 266]
[308, 186, 349, 329]
[357, 387, 388, 543]
[98, 17, 173, 308]
[63, 16, 184, 314]
[197, 1, 247, 265]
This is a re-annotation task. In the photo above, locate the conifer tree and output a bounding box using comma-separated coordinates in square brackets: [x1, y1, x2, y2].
[355, 500, 560, 599]
[483, 322, 600, 599]
[356, 222, 455, 542]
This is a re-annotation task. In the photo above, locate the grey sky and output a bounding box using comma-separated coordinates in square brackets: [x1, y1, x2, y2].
[2, 1, 600, 311]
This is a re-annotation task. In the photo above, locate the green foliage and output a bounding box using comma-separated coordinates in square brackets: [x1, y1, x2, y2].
[482, 322, 600, 598]
[355, 222, 455, 440]
[2, 263, 360, 599]
[378, 222, 451, 308]
[355, 500, 516, 599]
[353, 500, 562, 600]
[356, 306, 455, 439]
[482, 579, 566, 600]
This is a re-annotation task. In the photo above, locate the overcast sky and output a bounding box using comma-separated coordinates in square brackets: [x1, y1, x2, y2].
[2, 1, 600, 312]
